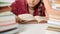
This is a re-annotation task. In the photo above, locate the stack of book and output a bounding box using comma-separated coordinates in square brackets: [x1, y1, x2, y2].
[50, 0, 60, 10]
[0, 0, 15, 7]
[47, 15, 60, 32]
[0, 11, 19, 34]
[0, 0, 19, 34]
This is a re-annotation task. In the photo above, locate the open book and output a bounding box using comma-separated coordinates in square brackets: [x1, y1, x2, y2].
[35, 16, 47, 23]
[18, 14, 47, 24]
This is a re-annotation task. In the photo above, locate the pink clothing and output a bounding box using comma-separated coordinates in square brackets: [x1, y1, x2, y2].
[11, 0, 45, 16]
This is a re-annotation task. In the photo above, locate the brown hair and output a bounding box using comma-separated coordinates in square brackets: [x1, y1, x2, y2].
[27, 0, 45, 16]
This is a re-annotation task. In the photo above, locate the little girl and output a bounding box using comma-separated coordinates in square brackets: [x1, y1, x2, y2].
[11, 0, 46, 23]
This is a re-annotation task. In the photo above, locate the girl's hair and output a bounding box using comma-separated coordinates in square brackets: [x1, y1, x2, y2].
[27, 0, 45, 16]
[34, 0, 45, 16]
[34, 0, 42, 9]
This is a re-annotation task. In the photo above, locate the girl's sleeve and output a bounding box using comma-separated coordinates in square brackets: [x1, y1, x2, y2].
[11, 0, 19, 16]
[11, 0, 28, 16]
[41, 3, 46, 16]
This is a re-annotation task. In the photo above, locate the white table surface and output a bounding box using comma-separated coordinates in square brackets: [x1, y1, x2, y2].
[18, 24, 60, 34]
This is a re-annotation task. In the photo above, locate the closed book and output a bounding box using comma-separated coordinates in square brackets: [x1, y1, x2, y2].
[48, 19, 60, 32]
[50, 0, 60, 10]
[0, 23, 18, 31]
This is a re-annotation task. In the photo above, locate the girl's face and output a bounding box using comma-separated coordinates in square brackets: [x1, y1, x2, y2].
[27, 0, 40, 7]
